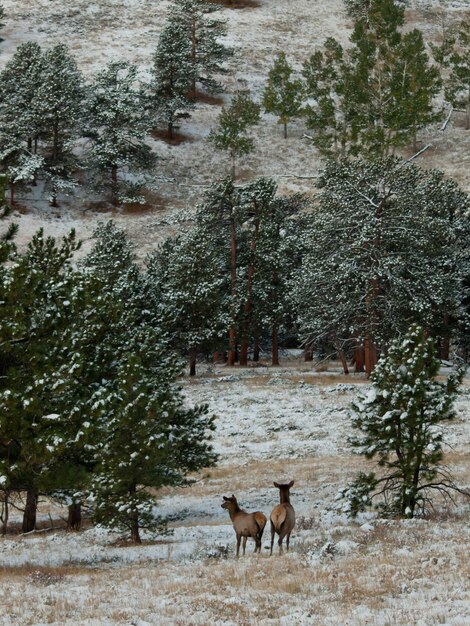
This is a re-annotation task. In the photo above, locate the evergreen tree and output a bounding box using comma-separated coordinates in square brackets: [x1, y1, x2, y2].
[146, 228, 230, 376]
[36, 44, 84, 206]
[82, 222, 216, 542]
[87, 62, 155, 206]
[208, 90, 260, 178]
[0, 43, 44, 204]
[343, 325, 467, 518]
[150, 20, 195, 139]
[292, 157, 470, 376]
[262, 53, 303, 139]
[168, 0, 232, 99]
[446, 18, 470, 129]
[304, 0, 441, 158]
[0, 229, 82, 532]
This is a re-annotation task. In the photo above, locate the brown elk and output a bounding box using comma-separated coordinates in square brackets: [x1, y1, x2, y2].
[221, 495, 267, 557]
[270, 480, 295, 555]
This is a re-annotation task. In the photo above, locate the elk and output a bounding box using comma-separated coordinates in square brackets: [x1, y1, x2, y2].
[270, 480, 295, 555]
[221, 494, 267, 557]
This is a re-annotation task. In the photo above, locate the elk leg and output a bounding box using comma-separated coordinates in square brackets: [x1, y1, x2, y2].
[236, 534, 241, 558]
[286, 532, 291, 552]
[242, 536, 247, 556]
[270, 521, 275, 556]
[278, 535, 284, 555]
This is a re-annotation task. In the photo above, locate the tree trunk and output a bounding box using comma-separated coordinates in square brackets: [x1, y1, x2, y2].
[283, 122, 288, 139]
[9, 183, 14, 207]
[213, 351, 219, 364]
[440, 313, 450, 360]
[334, 336, 349, 375]
[364, 335, 377, 377]
[231, 152, 236, 180]
[228, 215, 237, 366]
[111, 165, 118, 206]
[129, 484, 141, 544]
[67, 502, 82, 531]
[27, 137, 32, 152]
[239, 218, 260, 366]
[253, 335, 260, 362]
[272, 324, 279, 366]
[22, 489, 38, 534]
[168, 121, 174, 141]
[1, 491, 9, 536]
[304, 343, 314, 362]
[189, 347, 197, 376]
[354, 342, 365, 373]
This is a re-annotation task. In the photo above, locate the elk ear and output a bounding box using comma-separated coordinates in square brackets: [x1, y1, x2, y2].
[223, 496, 229, 501]
[231, 494, 236, 499]
[273, 482, 280, 488]
[288, 480, 295, 488]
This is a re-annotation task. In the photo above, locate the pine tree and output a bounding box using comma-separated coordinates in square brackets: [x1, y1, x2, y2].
[446, 18, 470, 129]
[0, 42, 44, 204]
[208, 90, 260, 178]
[146, 228, 230, 376]
[36, 44, 84, 206]
[291, 157, 470, 376]
[168, 0, 232, 99]
[304, 0, 441, 158]
[0, 229, 82, 532]
[149, 20, 195, 140]
[87, 62, 156, 206]
[343, 325, 467, 518]
[82, 222, 216, 542]
[262, 53, 303, 139]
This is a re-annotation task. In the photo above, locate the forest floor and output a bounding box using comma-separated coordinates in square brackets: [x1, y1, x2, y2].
[2, 0, 470, 257]
[1, 357, 470, 625]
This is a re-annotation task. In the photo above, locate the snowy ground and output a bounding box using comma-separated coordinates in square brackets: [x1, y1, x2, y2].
[1, 359, 470, 625]
[2, 0, 470, 258]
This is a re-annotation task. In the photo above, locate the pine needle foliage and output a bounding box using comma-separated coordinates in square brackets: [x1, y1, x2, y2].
[343, 325, 467, 518]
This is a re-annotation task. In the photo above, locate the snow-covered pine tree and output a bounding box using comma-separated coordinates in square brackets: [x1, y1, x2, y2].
[249, 190, 306, 366]
[291, 157, 470, 376]
[446, 18, 470, 129]
[149, 20, 195, 140]
[168, 0, 232, 99]
[262, 53, 303, 139]
[0, 43, 45, 204]
[82, 222, 216, 542]
[193, 178, 243, 365]
[36, 44, 84, 207]
[87, 62, 155, 206]
[0, 229, 82, 533]
[343, 325, 467, 518]
[208, 90, 260, 178]
[145, 227, 230, 376]
[343, 0, 406, 20]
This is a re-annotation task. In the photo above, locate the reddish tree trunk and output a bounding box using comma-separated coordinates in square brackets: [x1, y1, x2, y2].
[9, 183, 14, 207]
[22, 489, 38, 534]
[213, 351, 219, 364]
[354, 342, 365, 373]
[364, 335, 377, 377]
[1, 491, 9, 536]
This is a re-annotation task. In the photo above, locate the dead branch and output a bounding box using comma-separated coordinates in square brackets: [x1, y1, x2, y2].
[440, 107, 453, 131]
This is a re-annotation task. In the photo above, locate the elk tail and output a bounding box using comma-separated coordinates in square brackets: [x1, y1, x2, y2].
[270, 505, 287, 531]
[254, 512, 267, 539]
